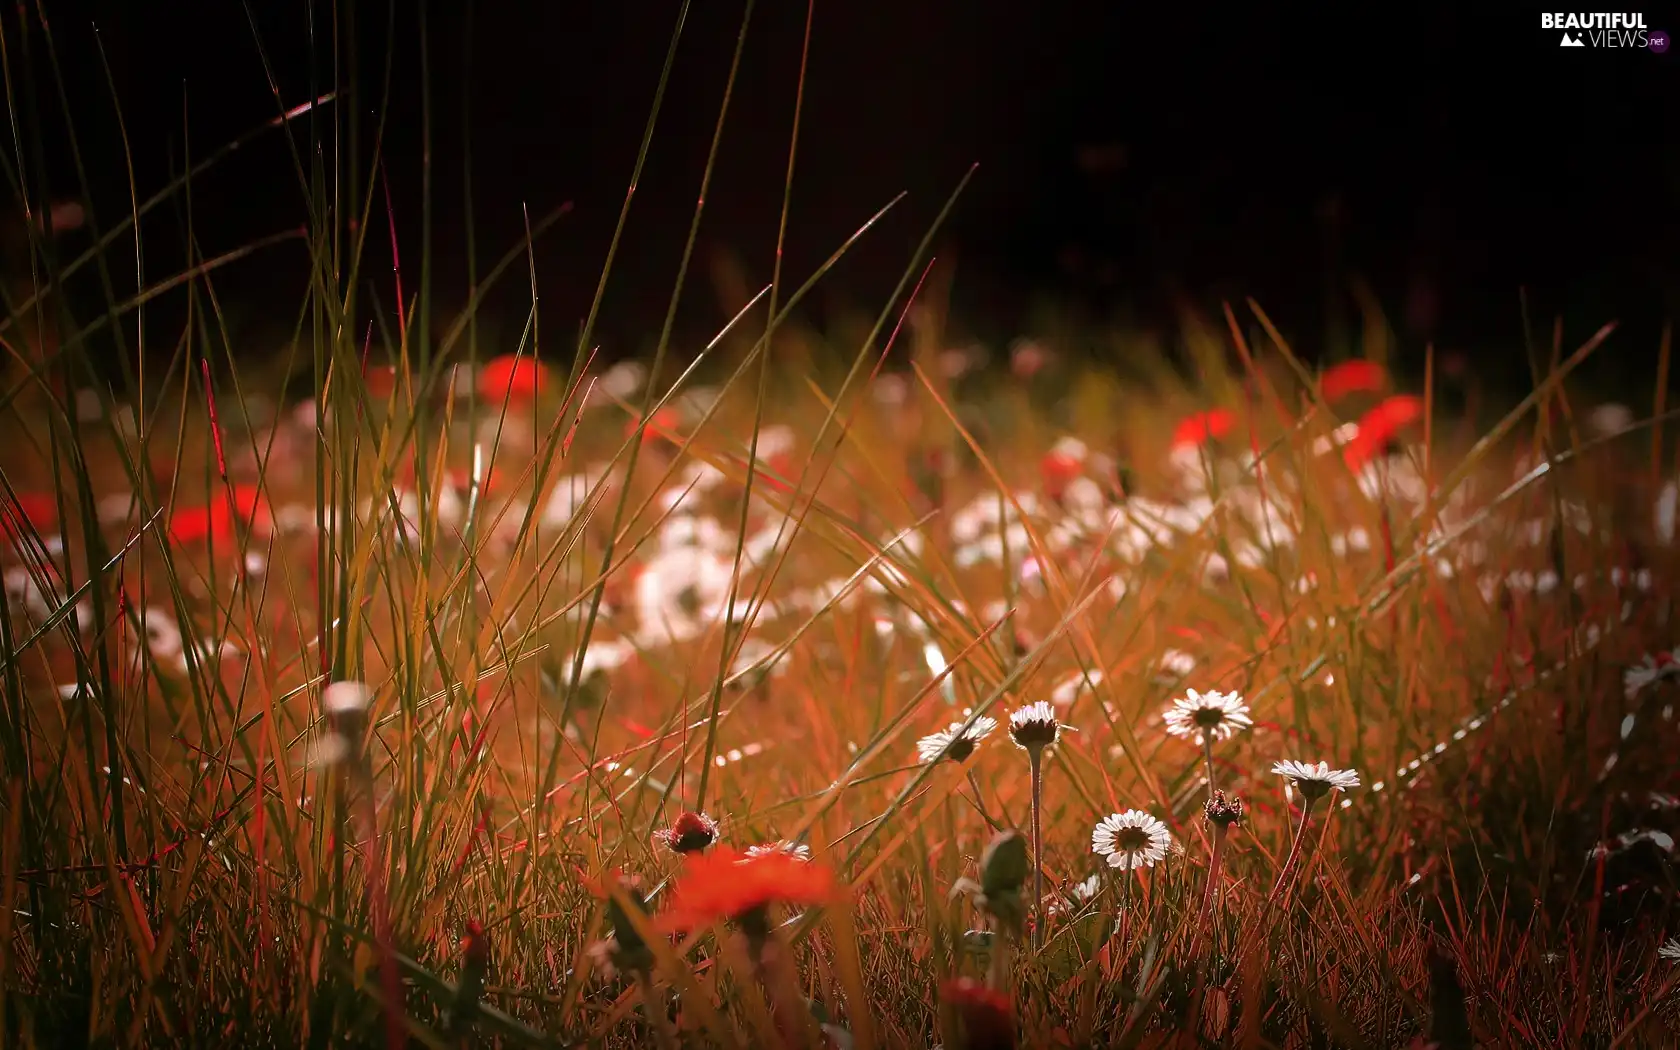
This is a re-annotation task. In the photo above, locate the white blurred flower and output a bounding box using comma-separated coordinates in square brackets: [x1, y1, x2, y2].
[1051, 670, 1102, 708]
[745, 840, 811, 861]
[1587, 402, 1634, 438]
[1624, 650, 1680, 700]
[633, 547, 735, 645]
[599, 361, 647, 401]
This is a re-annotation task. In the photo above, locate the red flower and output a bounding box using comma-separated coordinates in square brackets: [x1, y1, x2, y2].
[652, 810, 720, 855]
[364, 364, 403, 401]
[626, 405, 682, 446]
[3, 491, 59, 544]
[658, 847, 839, 932]
[1171, 408, 1236, 448]
[1318, 360, 1388, 401]
[1039, 438, 1086, 501]
[1343, 395, 1425, 469]
[477, 355, 548, 402]
[168, 484, 267, 545]
[941, 977, 1015, 1050]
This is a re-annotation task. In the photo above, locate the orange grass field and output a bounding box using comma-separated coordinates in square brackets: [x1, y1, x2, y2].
[3, 16, 1680, 1050]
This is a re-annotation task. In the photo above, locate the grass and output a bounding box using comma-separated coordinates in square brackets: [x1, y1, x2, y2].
[2, 4, 1680, 1047]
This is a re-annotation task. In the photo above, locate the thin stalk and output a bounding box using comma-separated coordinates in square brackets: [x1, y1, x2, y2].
[1028, 746, 1044, 951]
[1231, 795, 1319, 971]
[747, 922, 815, 1049]
[1119, 866, 1133, 944]
[633, 969, 679, 1050]
[1265, 796, 1316, 912]
[1202, 727, 1217, 800]
[1194, 823, 1226, 952]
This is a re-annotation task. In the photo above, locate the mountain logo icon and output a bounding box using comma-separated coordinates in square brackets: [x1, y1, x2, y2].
[1560, 32, 1586, 46]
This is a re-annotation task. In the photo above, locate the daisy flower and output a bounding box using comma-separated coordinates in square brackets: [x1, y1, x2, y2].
[1271, 759, 1361, 802]
[1050, 669, 1102, 708]
[915, 716, 998, 764]
[745, 840, 811, 861]
[1008, 701, 1062, 751]
[652, 811, 720, 855]
[1161, 688, 1252, 741]
[1623, 649, 1680, 700]
[1659, 938, 1680, 962]
[1091, 810, 1173, 871]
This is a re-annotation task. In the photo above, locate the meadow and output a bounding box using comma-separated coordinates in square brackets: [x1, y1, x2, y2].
[3, 10, 1680, 1049]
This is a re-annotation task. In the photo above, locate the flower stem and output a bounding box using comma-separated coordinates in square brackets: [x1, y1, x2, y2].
[985, 917, 1013, 992]
[1201, 728, 1218, 800]
[634, 969, 679, 1050]
[1266, 796, 1316, 913]
[748, 923, 814, 1049]
[1194, 822, 1227, 950]
[1232, 795, 1317, 969]
[1119, 866, 1133, 944]
[1028, 747, 1044, 951]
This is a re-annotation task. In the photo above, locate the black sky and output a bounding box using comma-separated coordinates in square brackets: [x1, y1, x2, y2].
[40, 2, 1680, 382]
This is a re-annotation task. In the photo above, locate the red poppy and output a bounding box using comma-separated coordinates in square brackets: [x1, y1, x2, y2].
[658, 847, 839, 932]
[477, 355, 549, 402]
[625, 406, 682, 447]
[941, 977, 1015, 1050]
[1039, 439, 1085, 501]
[3, 491, 59, 543]
[1318, 360, 1388, 401]
[1343, 395, 1425, 469]
[364, 364, 403, 401]
[169, 484, 267, 545]
[1171, 408, 1236, 448]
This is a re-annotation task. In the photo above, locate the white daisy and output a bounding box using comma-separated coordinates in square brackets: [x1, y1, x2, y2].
[1660, 938, 1680, 962]
[1091, 810, 1172, 871]
[1623, 650, 1680, 700]
[915, 716, 998, 764]
[745, 840, 811, 861]
[1587, 402, 1634, 438]
[1008, 701, 1062, 750]
[1161, 688, 1252, 742]
[1051, 670, 1102, 708]
[1070, 873, 1101, 901]
[1271, 759, 1361, 801]
[632, 546, 736, 645]
[1046, 873, 1103, 917]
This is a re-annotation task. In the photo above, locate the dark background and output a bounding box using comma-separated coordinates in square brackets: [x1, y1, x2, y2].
[27, 2, 1680, 388]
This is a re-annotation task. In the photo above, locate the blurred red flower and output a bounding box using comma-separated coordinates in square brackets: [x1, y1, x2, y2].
[1343, 395, 1425, 469]
[1319, 360, 1387, 401]
[478, 355, 548, 401]
[657, 847, 839, 932]
[1039, 440, 1085, 501]
[3, 491, 59, 543]
[1171, 408, 1236, 448]
[941, 977, 1015, 1050]
[626, 405, 683, 446]
[364, 363, 403, 401]
[169, 484, 267, 545]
